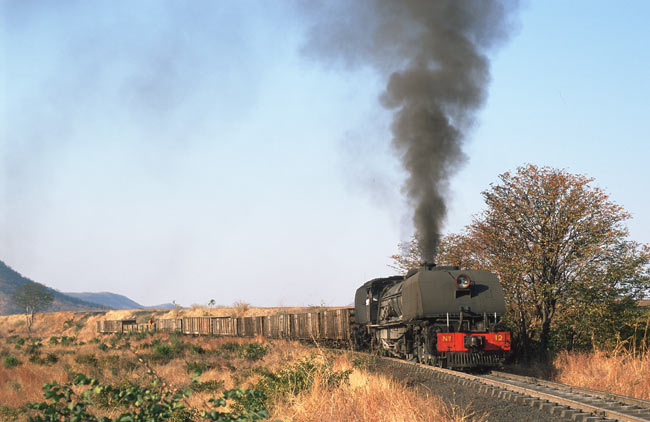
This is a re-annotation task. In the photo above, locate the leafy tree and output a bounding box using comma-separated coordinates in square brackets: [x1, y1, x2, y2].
[468, 164, 649, 355]
[393, 164, 650, 356]
[12, 282, 54, 332]
[389, 236, 422, 273]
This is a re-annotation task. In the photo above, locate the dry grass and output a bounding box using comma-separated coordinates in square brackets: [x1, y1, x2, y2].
[0, 362, 69, 407]
[553, 350, 650, 400]
[272, 360, 480, 422]
[0, 310, 478, 421]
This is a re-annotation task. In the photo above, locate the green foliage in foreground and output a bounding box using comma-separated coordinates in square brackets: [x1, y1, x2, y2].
[248, 356, 352, 412]
[27, 373, 268, 422]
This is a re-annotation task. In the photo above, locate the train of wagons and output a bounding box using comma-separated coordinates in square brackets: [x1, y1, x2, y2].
[98, 264, 511, 369]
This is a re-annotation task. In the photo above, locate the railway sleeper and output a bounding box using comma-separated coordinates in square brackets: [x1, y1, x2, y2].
[571, 415, 611, 422]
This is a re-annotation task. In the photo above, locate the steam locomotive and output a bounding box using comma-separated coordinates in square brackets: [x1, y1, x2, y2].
[98, 264, 510, 370]
[354, 263, 511, 369]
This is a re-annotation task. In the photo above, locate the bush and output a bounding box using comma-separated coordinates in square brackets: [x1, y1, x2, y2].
[105, 355, 138, 376]
[192, 344, 206, 355]
[251, 356, 351, 410]
[216, 342, 269, 361]
[60, 336, 76, 346]
[185, 360, 218, 376]
[6, 335, 22, 345]
[202, 389, 268, 421]
[74, 353, 99, 367]
[29, 351, 59, 366]
[48, 336, 59, 345]
[3, 354, 20, 368]
[190, 379, 225, 393]
[25, 342, 42, 355]
[146, 340, 187, 364]
[44, 353, 59, 364]
[352, 353, 376, 370]
[29, 373, 193, 421]
[240, 343, 268, 361]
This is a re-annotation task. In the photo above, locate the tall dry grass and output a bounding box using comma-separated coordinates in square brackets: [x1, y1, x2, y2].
[1, 310, 482, 421]
[553, 350, 650, 400]
[272, 368, 480, 422]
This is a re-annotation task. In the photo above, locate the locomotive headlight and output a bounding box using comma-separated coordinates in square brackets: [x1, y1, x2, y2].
[455, 274, 471, 289]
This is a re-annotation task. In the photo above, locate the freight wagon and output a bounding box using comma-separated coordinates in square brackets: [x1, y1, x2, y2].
[97, 308, 354, 343]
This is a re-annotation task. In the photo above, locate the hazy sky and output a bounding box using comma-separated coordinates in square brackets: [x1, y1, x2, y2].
[1, 1, 649, 307]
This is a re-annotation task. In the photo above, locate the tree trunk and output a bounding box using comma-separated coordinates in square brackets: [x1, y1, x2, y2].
[540, 312, 552, 359]
[25, 306, 33, 332]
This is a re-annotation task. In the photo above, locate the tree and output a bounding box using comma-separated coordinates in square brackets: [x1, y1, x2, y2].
[389, 236, 422, 273]
[12, 282, 54, 331]
[392, 164, 650, 356]
[469, 164, 649, 355]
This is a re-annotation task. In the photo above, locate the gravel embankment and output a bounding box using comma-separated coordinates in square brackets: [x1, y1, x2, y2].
[365, 356, 573, 422]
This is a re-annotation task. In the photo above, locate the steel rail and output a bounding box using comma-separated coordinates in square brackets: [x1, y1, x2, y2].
[490, 371, 650, 411]
[374, 355, 650, 422]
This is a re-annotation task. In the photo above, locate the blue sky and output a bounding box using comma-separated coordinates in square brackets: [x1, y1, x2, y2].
[1, 1, 648, 307]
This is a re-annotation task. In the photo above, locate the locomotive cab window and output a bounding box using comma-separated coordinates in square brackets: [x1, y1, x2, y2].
[455, 289, 471, 298]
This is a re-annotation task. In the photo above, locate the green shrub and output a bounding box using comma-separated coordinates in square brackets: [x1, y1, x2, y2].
[6, 335, 21, 344]
[29, 351, 59, 366]
[29, 373, 193, 421]
[98, 342, 108, 351]
[190, 379, 224, 393]
[216, 342, 269, 361]
[185, 360, 216, 376]
[147, 340, 187, 363]
[25, 342, 42, 355]
[251, 356, 351, 410]
[240, 343, 268, 361]
[48, 336, 59, 345]
[106, 355, 138, 376]
[0, 404, 23, 422]
[44, 353, 59, 364]
[74, 353, 99, 366]
[3, 354, 20, 368]
[60, 336, 76, 346]
[202, 389, 268, 422]
[352, 354, 376, 370]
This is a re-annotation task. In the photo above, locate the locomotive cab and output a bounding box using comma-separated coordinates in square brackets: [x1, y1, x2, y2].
[354, 275, 403, 325]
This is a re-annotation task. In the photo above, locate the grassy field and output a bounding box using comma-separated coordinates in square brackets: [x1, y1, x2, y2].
[0, 310, 475, 421]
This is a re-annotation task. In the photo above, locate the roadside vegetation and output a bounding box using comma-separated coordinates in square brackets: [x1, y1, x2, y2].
[0, 320, 477, 422]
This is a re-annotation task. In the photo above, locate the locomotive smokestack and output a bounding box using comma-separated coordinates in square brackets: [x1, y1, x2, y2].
[302, 0, 519, 262]
[422, 261, 436, 271]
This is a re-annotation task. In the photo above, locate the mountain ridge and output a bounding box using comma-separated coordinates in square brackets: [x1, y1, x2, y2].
[63, 291, 175, 310]
[0, 259, 110, 315]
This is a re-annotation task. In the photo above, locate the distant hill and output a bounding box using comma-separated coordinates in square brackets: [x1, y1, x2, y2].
[0, 259, 109, 315]
[146, 302, 176, 309]
[63, 292, 175, 310]
[64, 292, 143, 310]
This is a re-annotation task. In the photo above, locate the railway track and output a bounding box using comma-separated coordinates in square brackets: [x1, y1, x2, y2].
[368, 354, 650, 422]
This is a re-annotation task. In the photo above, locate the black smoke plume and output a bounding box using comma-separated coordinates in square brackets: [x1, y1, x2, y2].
[303, 0, 519, 261]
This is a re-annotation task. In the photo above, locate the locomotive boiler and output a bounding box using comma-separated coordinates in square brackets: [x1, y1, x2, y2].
[353, 263, 511, 369]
